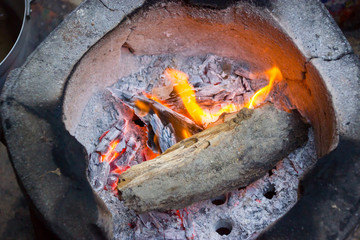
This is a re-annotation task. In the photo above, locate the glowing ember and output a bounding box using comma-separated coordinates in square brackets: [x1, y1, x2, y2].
[100, 139, 120, 163]
[175, 210, 185, 230]
[94, 119, 155, 192]
[113, 166, 130, 175]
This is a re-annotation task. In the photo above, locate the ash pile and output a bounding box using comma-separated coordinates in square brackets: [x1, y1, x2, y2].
[74, 54, 317, 239]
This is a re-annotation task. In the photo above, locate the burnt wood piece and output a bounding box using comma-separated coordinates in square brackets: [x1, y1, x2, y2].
[95, 120, 126, 154]
[117, 104, 309, 213]
[109, 88, 203, 139]
[149, 114, 177, 153]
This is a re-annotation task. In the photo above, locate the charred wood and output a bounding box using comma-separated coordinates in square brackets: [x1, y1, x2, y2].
[109, 88, 203, 141]
[149, 114, 177, 153]
[95, 119, 126, 154]
[117, 104, 308, 213]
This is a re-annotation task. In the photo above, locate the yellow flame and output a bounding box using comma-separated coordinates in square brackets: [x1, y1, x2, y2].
[135, 100, 150, 112]
[246, 67, 282, 109]
[139, 66, 283, 135]
[164, 68, 241, 126]
[182, 128, 192, 139]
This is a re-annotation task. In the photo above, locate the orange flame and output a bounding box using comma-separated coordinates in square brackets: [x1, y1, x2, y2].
[246, 67, 282, 109]
[164, 68, 241, 126]
[143, 92, 172, 109]
[182, 128, 192, 139]
[133, 66, 282, 139]
[144, 147, 160, 160]
[134, 99, 150, 114]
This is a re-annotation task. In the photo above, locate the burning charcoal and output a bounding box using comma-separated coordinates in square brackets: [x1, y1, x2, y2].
[109, 88, 203, 139]
[149, 114, 177, 153]
[117, 104, 309, 213]
[233, 95, 244, 105]
[89, 118, 146, 192]
[212, 90, 230, 102]
[106, 173, 120, 191]
[161, 124, 177, 151]
[114, 138, 126, 153]
[88, 154, 110, 192]
[184, 211, 195, 239]
[235, 68, 269, 91]
[95, 120, 126, 154]
[113, 90, 133, 102]
[115, 136, 140, 167]
[88, 152, 100, 173]
[199, 55, 219, 72]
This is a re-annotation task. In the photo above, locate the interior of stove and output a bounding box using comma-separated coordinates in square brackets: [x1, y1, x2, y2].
[61, 1, 338, 239]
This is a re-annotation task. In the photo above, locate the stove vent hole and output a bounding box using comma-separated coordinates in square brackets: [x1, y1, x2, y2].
[263, 184, 276, 199]
[215, 220, 233, 236]
[211, 194, 226, 205]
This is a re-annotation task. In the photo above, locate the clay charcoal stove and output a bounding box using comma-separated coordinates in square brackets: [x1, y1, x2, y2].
[1, 0, 359, 240]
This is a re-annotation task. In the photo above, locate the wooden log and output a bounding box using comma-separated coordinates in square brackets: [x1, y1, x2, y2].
[117, 104, 309, 213]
